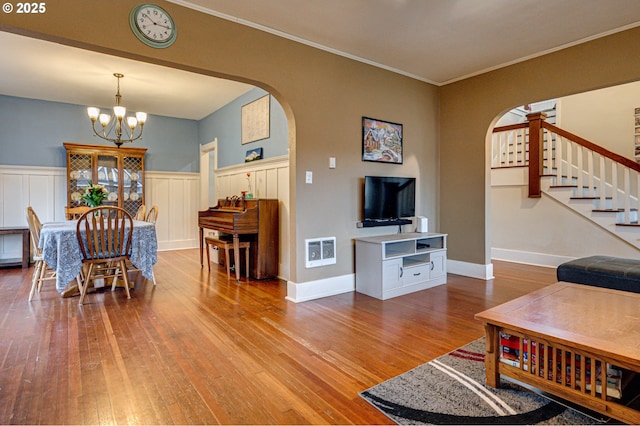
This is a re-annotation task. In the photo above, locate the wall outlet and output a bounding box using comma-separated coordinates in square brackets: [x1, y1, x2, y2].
[306, 171, 313, 183]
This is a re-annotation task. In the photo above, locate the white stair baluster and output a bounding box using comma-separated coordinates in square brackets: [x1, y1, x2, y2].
[491, 133, 497, 167]
[525, 128, 529, 165]
[545, 129, 553, 175]
[566, 141, 573, 184]
[637, 173, 640, 221]
[599, 156, 606, 210]
[587, 150, 594, 198]
[504, 132, 511, 167]
[611, 161, 618, 211]
[576, 145, 583, 197]
[624, 167, 631, 224]
[555, 135, 563, 185]
[516, 129, 522, 166]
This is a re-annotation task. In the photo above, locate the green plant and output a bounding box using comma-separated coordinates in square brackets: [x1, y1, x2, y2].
[81, 181, 108, 207]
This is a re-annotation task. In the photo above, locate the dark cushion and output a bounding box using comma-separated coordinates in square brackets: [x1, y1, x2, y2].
[557, 255, 640, 293]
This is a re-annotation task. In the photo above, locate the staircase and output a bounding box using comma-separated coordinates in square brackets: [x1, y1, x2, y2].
[493, 112, 640, 250]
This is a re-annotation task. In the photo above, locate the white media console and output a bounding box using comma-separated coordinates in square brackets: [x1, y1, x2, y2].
[355, 232, 447, 300]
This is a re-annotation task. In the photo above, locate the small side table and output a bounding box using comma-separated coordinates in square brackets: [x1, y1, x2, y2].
[0, 227, 30, 268]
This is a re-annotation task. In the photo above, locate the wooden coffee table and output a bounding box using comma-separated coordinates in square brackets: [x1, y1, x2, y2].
[475, 282, 640, 424]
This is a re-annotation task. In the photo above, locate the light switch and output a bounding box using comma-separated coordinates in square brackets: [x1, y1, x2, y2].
[306, 171, 313, 184]
[329, 157, 336, 169]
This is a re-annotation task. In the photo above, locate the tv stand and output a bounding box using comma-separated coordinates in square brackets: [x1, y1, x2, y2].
[355, 232, 447, 300]
[358, 218, 412, 228]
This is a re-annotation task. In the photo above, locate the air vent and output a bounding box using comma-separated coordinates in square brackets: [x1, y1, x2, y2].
[305, 237, 336, 268]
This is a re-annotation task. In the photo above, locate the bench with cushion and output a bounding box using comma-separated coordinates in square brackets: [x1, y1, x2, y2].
[556, 255, 640, 293]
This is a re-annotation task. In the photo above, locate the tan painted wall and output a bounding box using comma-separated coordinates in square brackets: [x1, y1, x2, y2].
[557, 80, 640, 160]
[441, 27, 640, 265]
[0, 0, 439, 284]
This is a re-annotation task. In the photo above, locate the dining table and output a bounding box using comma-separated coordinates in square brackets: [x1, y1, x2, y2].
[38, 219, 158, 294]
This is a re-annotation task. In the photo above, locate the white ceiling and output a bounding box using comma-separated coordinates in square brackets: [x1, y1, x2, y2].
[176, 0, 640, 84]
[2, 0, 640, 120]
[0, 32, 254, 120]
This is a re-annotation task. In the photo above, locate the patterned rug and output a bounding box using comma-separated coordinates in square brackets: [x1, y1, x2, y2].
[360, 338, 610, 425]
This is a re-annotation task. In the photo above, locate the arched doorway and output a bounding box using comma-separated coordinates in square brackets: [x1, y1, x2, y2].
[488, 83, 640, 269]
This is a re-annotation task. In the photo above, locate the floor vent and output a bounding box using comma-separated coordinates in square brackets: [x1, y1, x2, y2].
[305, 237, 336, 268]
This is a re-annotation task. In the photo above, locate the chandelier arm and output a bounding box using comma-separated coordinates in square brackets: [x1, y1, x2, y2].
[90, 117, 144, 145]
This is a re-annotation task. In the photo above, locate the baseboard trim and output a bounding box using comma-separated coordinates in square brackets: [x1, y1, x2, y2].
[492, 248, 574, 268]
[158, 239, 198, 251]
[286, 274, 354, 303]
[447, 259, 494, 280]
[282, 251, 571, 303]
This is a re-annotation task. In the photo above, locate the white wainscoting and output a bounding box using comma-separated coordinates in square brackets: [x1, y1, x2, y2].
[0, 162, 289, 279]
[0, 165, 66, 260]
[146, 171, 200, 251]
[0, 165, 200, 260]
[213, 156, 290, 281]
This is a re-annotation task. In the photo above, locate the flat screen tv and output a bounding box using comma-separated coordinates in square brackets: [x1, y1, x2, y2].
[363, 176, 416, 221]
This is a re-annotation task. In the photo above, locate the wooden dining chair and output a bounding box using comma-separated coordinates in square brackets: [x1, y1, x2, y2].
[65, 205, 92, 220]
[145, 205, 158, 224]
[25, 207, 56, 301]
[134, 204, 146, 220]
[76, 206, 133, 304]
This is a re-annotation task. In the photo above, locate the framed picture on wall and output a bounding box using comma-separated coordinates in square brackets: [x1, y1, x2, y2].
[245, 147, 263, 162]
[362, 117, 403, 164]
[242, 95, 270, 144]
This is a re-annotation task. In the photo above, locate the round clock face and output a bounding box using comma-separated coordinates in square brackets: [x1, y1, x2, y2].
[130, 4, 177, 48]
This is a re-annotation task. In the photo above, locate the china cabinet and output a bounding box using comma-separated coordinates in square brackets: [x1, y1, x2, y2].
[64, 142, 147, 218]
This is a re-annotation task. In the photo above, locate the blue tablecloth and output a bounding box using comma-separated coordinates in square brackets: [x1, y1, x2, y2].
[39, 220, 158, 292]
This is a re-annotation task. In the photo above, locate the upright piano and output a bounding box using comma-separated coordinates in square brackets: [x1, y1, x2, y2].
[198, 198, 279, 280]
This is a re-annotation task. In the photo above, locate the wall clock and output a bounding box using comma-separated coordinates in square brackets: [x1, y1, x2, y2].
[130, 3, 177, 48]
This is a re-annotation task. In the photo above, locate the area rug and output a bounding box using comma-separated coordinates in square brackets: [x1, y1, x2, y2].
[360, 338, 609, 425]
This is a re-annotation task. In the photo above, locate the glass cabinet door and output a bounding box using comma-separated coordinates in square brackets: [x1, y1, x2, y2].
[97, 154, 119, 207]
[123, 156, 143, 217]
[68, 152, 92, 208]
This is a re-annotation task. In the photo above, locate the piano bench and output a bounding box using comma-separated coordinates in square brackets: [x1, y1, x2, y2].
[205, 237, 250, 280]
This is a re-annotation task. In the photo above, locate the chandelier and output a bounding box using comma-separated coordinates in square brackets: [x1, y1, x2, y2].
[87, 73, 147, 148]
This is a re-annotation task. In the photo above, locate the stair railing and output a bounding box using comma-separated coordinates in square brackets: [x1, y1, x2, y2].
[493, 112, 640, 224]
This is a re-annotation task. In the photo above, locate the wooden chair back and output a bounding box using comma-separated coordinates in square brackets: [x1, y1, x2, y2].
[76, 206, 134, 304]
[65, 206, 92, 220]
[134, 204, 146, 220]
[26, 206, 42, 255]
[76, 207, 133, 262]
[145, 205, 158, 224]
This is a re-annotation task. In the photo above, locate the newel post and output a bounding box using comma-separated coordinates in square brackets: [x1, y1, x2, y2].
[526, 112, 547, 198]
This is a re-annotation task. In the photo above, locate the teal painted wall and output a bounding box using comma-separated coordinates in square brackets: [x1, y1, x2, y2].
[198, 87, 288, 168]
[0, 95, 199, 172]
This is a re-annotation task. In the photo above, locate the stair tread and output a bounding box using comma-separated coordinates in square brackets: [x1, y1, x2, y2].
[550, 185, 596, 189]
[570, 196, 611, 200]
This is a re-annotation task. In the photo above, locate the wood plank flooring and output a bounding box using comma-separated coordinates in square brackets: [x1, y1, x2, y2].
[0, 250, 557, 424]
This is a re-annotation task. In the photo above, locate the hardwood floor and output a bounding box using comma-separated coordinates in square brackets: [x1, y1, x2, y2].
[0, 251, 557, 424]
